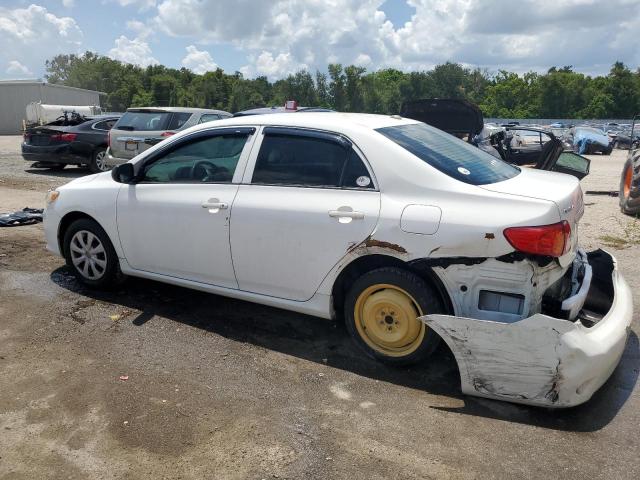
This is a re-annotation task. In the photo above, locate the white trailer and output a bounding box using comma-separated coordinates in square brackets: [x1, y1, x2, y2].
[25, 102, 102, 126]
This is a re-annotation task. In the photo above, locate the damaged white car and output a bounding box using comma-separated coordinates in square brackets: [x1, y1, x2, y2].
[43, 112, 633, 407]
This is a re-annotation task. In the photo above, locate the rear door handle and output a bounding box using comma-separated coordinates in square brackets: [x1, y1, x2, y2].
[329, 210, 364, 219]
[329, 208, 364, 223]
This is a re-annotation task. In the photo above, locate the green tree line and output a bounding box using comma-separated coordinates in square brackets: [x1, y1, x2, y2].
[45, 52, 640, 119]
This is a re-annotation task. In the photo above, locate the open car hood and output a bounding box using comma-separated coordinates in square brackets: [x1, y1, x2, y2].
[400, 99, 484, 137]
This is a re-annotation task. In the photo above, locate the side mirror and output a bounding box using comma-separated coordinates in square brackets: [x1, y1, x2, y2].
[111, 163, 135, 184]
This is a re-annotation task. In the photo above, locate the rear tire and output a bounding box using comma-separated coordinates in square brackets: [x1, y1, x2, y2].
[63, 218, 125, 288]
[89, 148, 109, 173]
[344, 267, 443, 366]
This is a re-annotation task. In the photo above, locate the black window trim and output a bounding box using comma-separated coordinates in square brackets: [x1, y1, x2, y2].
[134, 126, 256, 184]
[248, 126, 378, 191]
[91, 117, 120, 131]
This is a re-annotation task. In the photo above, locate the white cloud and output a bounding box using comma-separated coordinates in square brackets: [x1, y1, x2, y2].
[114, 0, 157, 10]
[126, 19, 153, 39]
[181, 45, 218, 74]
[108, 35, 159, 67]
[0, 4, 83, 80]
[6, 60, 32, 76]
[62, 0, 75, 7]
[152, 0, 640, 78]
[240, 51, 308, 80]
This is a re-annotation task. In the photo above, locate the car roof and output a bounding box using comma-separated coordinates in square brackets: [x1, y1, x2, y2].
[126, 107, 229, 115]
[233, 106, 334, 117]
[184, 112, 419, 136]
[86, 115, 121, 121]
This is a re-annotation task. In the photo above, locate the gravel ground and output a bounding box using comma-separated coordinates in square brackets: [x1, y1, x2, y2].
[1, 135, 639, 479]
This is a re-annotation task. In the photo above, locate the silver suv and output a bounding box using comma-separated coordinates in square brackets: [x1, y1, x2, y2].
[106, 107, 231, 167]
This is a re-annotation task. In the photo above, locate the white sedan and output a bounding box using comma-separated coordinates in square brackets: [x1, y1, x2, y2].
[43, 112, 633, 407]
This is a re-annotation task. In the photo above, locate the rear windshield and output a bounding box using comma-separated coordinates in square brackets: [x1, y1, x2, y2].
[115, 111, 171, 131]
[377, 123, 520, 185]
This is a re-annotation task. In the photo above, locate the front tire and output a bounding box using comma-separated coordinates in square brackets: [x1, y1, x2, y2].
[344, 267, 443, 366]
[63, 218, 124, 288]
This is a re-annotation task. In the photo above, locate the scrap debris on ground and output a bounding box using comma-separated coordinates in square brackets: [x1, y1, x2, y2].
[0, 207, 43, 227]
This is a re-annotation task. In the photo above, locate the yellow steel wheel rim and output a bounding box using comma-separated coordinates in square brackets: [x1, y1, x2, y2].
[354, 283, 426, 357]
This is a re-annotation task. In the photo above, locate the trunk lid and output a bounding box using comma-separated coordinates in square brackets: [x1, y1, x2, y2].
[24, 126, 71, 146]
[481, 168, 584, 256]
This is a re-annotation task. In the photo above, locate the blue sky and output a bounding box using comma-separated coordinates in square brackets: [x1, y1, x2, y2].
[1, 0, 639, 81]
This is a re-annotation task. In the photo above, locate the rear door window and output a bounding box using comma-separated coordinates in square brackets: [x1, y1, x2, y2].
[93, 119, 117, 130]
[198, 114, 221, 124]
[167, 112, 193, 131]
[251, 132, 374, 189]
[377, 123, 519, 185]
[116, 111, 171, 131]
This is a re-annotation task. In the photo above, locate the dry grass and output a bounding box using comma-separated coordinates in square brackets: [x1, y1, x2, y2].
[599, 216, 640, 249]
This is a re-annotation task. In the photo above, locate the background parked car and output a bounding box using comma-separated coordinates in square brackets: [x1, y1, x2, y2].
[22, 115, 121, 173]
[564, 126, 613, 155]
[611, 132, 640, 150]
[106, 107, 231, 167]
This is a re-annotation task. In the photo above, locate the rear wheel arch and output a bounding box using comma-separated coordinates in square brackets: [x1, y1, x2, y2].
[330, 254, 453, 321]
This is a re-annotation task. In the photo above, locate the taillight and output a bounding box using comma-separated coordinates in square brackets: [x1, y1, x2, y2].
[51, 133, 77, 142]
[503, 221, 571, 257]
[160, 131, 175, 137]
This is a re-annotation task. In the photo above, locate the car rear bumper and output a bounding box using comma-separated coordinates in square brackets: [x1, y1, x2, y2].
[21, 143, 86, 164]
[421, 249, 632, 407]
[105, 147, 131, 167]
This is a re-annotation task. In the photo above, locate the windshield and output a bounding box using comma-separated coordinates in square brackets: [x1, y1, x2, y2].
[377, 123, 519, 185]
[115, 111, 171, 131]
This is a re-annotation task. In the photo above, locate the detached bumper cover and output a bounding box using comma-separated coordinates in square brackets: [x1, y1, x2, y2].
[421, 249, 632, 407]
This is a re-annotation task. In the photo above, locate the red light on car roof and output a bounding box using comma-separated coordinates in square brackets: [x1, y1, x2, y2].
[284, 100, 298, 110]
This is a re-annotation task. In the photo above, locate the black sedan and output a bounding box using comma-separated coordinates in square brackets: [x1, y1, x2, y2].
[22, 115, 120, 173]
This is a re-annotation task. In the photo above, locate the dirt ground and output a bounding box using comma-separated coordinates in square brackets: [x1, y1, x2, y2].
[1, 135, 639, 480]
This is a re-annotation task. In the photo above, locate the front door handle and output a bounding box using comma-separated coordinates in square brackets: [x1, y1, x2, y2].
[329, 207, 364, 223]
[202, 198, 228, 213]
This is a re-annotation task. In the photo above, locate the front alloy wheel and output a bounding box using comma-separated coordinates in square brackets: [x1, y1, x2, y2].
[63, 218, 124, 288]
[69, 230, 107, 280]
